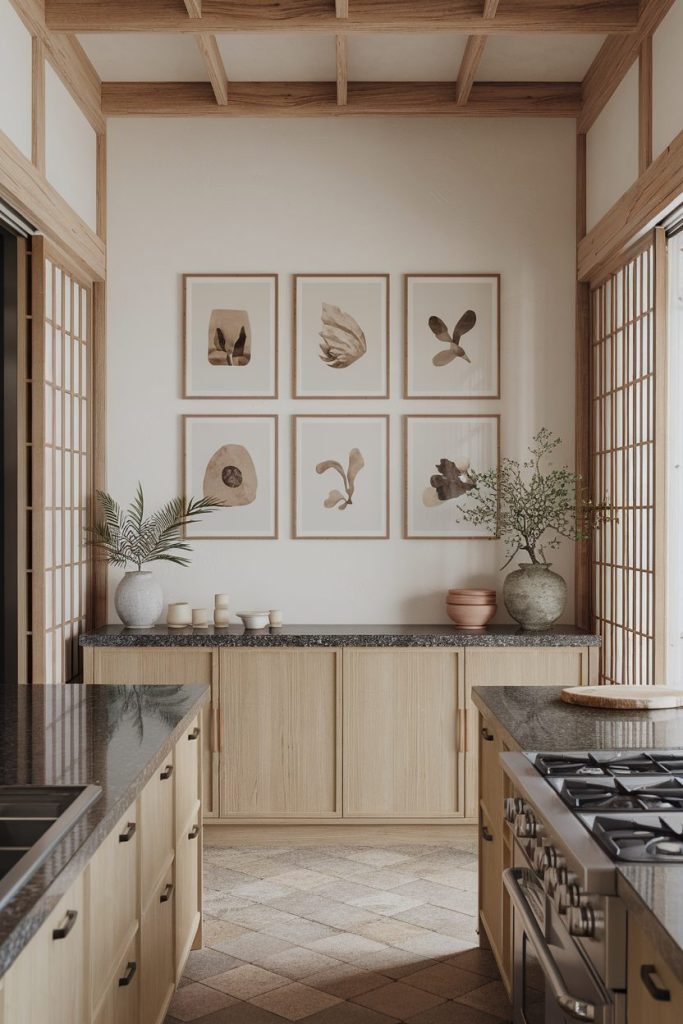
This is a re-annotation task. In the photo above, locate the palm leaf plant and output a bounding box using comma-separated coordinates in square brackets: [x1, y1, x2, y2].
[85, 484, 224, 570]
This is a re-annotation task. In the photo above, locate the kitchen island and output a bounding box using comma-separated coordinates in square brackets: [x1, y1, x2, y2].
[0, 682, 210, 1024]
[473, 684, 683, 1018]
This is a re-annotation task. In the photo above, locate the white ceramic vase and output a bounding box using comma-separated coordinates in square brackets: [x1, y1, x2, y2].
[114, 570, 164, 628]
[503, 562, 566, 631]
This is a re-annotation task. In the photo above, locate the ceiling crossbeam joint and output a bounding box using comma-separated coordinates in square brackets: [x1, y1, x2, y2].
[456, 0, 499, 105]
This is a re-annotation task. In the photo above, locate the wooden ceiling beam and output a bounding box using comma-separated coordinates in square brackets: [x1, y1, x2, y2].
[455, 0, 499, 106]
[579, 0, 674, 133]
[335, 0, 349, 17]
[196, 32, 229, 104]
[336, 36, 348, 106]
[183, 0, 202, 16]
[101, 81, 581, 117]
[45, 0, 639, 34]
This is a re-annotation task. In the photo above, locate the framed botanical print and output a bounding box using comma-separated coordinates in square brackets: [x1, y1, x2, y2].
[405, 274, 500, 399]
[404, 414, 500, 539]
[294, 274, 389, 398]
[183, 273, 278, 398]
[294, 415, 389, 539]
[183, 415, 278, 539]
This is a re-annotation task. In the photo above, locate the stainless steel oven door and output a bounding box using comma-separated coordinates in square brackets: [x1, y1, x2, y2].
[504, 868, 615, 1024]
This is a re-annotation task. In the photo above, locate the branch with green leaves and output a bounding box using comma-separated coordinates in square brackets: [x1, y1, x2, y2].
[458, 428, 616, 569]
[84, 484, 224, 571]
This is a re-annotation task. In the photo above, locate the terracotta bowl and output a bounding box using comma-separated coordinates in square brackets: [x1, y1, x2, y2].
[447, 594, 497, 606]
[446, 602, 496, 629]
[448, 588, 495, 595]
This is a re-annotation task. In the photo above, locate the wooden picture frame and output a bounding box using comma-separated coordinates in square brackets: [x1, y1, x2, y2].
[294, 274, 390, 399]
[183, 273, 278, 399]
[183, 414, 279, 539]
[294, 414, 390, 539]
[404, 414, 500, 540]
[404, 273, 500, 399]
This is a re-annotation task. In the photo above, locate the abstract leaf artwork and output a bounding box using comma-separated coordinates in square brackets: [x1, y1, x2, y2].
[405, 275, 499, 399]
[184, 274, 278, 398]
[404, 415, 500, 539]
[295, 416, 389, 538]
[295, 275, 389, 398]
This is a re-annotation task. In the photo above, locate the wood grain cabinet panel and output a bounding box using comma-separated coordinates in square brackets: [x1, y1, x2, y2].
[627, 917, 683, 1023]
[140, 755, 175, 912]
[176, 713, 201, 832]
[219, 650, 341, 818]
[141, 867, 175, 1024]
[465, 646, 591, 688]
[175, 802, 202, 980]
[342, 649, 463, 818]
[478, 802, 504, 975]
[93, 933, 139, 1024]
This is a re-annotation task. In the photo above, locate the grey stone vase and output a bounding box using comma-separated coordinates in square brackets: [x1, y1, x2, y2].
[503, 562, 567, 631]
[114, 570, 164, 628]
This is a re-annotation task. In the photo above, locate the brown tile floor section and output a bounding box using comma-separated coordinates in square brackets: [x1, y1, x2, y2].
[165, 840, 511, 1024]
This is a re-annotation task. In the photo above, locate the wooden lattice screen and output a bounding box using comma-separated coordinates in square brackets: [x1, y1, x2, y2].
[590, 229, 667, 685]
[30, 237, 94, 684]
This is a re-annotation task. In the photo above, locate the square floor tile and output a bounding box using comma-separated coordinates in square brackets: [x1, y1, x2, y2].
[456, 980, 513, 1018]
[405, 1001, 509, 1023]
[395, 932, 474, 959]
[304, 933, 388, 964]
[360, 948, 435, 980]
[259, 946, 344, 981]
[353, 981, 446, 1019]
[264, 918, 338, 945]
[352, 918, 432, 946]
[250, 982, 342, 1021]
[395, 905, 478, 941]
[403, 963, 491, 1000]
[446, 948, 500, 979]
[302, 1001, 399, 1023]
[183, 947, 244, 981]
[270, 869, 334, 891]
[213, 931, 293, 964]
[181, 999, 293, 1023]
[168, 982, 237, 1021]
[201, 916, 251, 948]
[393, 879, 478, 915]
[349, 890, 426, 917]
[221, 904, 301, 932]
[315, 880, 380, 905]
[345, 850, 414, 868]
[352, 868, 420, 890]
[421, 868, 478, 890]
[303, 961, 388, 999]
[204, 964, 289, 999]
[232, 879, 297, 903]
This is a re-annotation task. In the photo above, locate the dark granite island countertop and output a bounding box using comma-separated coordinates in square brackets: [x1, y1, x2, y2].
[0, 682, 210, 978]
[80, 623, 600, 649]
[471, 685, 683, 980]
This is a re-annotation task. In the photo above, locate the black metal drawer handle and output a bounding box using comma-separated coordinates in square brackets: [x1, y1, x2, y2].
[160, 882, 174, 903]
[188, 726, 200, 741]
[52, 909, 78, 940]
[188, 824, 200, 840]
[160, 764, 174, 780]
[119, 821, 136, 843]
[481, 825, 494, 842]
[118, 961, 137, 987]
[641, 964, 671, 1001]
[481, 726, 494, 742]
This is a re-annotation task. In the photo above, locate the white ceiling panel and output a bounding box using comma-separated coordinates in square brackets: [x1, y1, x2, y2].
[348, 34, 467, 81]
[477, 34, 605, 82]
[216, 33, 336, 81]
[77, 33, 207, 81]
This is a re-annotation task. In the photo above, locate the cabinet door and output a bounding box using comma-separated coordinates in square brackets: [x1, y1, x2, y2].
[89, 805, 139, 1006]
[627, 917, 683, 1023]
[141, 868, 175, 1024]
[343, 649, 463, 818]
[140, 755, 175, 913]
[176, 713, 202, 833]
[175, 803, 201, 979]
[220, 650, 341, 817]
[93, 933, 139, 1024]
[479, 803, 504, 970]
[3, 874, 86, 1024]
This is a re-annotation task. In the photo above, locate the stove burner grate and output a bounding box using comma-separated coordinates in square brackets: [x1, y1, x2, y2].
[559, 777, 683, 812]
[534, 750, 683, 778]
[590, 814, 683, 862]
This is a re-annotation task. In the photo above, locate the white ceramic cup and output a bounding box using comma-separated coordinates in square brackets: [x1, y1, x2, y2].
[167, 602, 192, 628]
[214, 608, 231, 627]
[192, 608, 209, 627]
[215, 593, 230, 609]
[269, 609, 283, 627]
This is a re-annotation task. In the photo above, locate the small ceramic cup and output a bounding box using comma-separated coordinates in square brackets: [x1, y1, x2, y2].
[214, 593, 230, 609]
[167, 602, 192, 628]
[269, 609, 283, 627]
[192, 608, 209, 628]
[214, 608, 231, 627]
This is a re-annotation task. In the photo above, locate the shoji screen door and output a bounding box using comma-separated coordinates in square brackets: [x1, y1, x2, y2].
[589, 229, 667, 685]
[30, 237, 95, 684]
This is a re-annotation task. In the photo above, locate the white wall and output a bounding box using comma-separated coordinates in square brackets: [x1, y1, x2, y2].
[106, 117, 577, 624]
[586, 63, 639, 232]
[0, 0, 32, 160]
[653, 0, 683, 160]
[45, 62, 97, 230]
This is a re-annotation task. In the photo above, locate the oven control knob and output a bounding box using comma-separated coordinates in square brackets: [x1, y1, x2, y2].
[567, 905, 596, 939]
[515, 811, 540, 839]
[557, 882, 581, 913]
[545, 862, 568, 892]
[533, 844, 551, 873]
[504, 797, 525, 823]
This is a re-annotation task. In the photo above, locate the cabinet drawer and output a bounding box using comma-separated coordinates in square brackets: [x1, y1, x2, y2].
[140, 755, 174, 911]
[479, 803, 504, 966]
[94, 933, 139, 1024]
[90, 805, 139, 1004]
[141, 868, 175, 1024]
[176, 714, 201, 833]
[480, 714, 505, 823]
[627, 917, 683, 1023]
[88, 648, 213, 685]
[175, 804, 201, 979]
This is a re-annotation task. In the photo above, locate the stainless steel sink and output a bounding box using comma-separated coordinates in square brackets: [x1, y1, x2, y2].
[0, 785, 101, 911]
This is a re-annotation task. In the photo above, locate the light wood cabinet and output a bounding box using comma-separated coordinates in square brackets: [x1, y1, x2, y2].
[343, 648, 464, 818]
[465, 646, 594, 688]
[140, 754, 175, 911]
[141, 867, 175, 1024]
[176, 714, 202, 828]
[627, 917, 683, 1023]
[93, 933, 140, 1024]
[219, 649, 341, 818]
[175, 800, 202, 979]
[478, 802, 504, 967]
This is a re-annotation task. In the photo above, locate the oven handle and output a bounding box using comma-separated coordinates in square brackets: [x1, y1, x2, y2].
[503, 868, 596, 1023]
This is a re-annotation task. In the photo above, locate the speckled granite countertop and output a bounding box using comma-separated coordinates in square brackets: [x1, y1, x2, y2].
[472, 685, 683, 978]
[80, 623, 600, 648]
[0, 683, 209, 978]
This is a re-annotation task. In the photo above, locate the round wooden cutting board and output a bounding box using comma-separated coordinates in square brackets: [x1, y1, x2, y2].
[561, 685, 683, 710]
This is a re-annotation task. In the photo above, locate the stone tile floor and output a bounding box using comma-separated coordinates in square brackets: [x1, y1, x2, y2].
[165, 837, 512, 1024]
